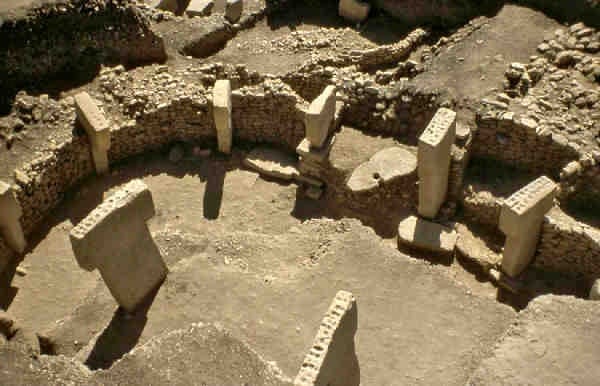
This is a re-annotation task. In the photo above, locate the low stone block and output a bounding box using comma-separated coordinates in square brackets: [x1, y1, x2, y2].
[70, 180, 167, 312]
[346, 147, 417, 193]
[74, 92, 111, 174]
[417, 108, 456, 219]
[225, 0, 243, 23]
[213, 80, 233, 154]
[294, 290, 359, 386]
[499, 176, 556, 277]
[244, 147, 299, 181]
[305, 86, 336, 149]
[186, 0, 214, 17]
[0, 181, 26, 254]
[397, 215, 457, 256]
[339, 0, 370, 23]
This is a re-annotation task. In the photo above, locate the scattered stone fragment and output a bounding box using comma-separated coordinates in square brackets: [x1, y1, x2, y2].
[243, 147, 299, 181]
[397, 215, 457, 256]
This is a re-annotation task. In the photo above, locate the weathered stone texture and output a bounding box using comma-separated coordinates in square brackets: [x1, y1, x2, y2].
[473, 111, 579, 178]
[294, 291, 359, 386]
[536, 208, 600, 278]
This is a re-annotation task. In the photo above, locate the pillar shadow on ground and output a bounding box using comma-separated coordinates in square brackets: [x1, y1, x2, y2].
[82, 283, 161, 370]
[202, 161, 226, 220]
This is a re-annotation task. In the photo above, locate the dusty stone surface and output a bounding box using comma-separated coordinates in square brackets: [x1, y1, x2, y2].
[455, 223, 502, 272]
[398, 215, 458, 255]
[346, 147, 417, 193]
[244, 147, 299, 181]
[468, 295, 600, 386]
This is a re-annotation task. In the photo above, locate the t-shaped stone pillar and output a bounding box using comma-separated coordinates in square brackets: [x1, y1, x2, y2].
[499, 176, 557, 278]
[305, 85, 336, 149]
[213, 80, 233, 154]
[70, 180, 167, 312]
[417, 108, 456, 219]
[294, 290, 359, 386]
[0, 181, 26, 254]
[74, 92, 111, 174]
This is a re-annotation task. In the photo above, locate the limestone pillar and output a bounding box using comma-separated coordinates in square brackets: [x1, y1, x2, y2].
[417, 108, 456, 219]
[294, 290, 359, 386]
[213, 80, 233, 154]
[339, 0, 370, 23]
[0, 181, 26, 254]
[499, 176, 557, 277]
[74, 92, 111, 174]
[70, 180, 167, 312]
[305, 85, 336, 149]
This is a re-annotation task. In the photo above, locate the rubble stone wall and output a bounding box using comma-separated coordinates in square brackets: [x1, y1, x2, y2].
[0, 0, 166, 113]
[536, 209, 600, 278]
[473, 110, 580, 178]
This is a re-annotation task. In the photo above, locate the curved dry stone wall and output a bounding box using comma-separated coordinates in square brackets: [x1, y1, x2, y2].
[0, 0, 166, 113]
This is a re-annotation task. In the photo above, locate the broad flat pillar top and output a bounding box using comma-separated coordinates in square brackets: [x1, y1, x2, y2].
[419, 107, 456, 148]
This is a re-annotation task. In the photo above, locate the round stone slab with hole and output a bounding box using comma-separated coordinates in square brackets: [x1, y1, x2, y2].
[346, 147, 417, 193]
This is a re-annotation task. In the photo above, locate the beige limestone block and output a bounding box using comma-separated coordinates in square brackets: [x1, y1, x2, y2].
[417, 108, 456, 219]
[305, 85, 336, 149]
[294, 290, 359, 386]
[0, 181, 26, 254]
[338, 0, 370, 23]
[70, 179, 167, 312]
[213, 80, 233, 154]
[397, 215, 457, 256]
[74, 92, 111, 174]
[499, 176, 556, 277]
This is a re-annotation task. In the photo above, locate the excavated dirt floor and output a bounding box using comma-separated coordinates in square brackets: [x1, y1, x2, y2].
[4, 152, 515, 385]
[1, 1, 599, 384]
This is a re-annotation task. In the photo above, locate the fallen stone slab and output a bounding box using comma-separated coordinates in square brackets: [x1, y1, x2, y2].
[346, 147, 417, 193]
[467, 295, 600, 386]
[339, 0, 370, 23]
[398, 215, 457, 256]
[244, 147, 299, 181]
[186, 0, 214, 17]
